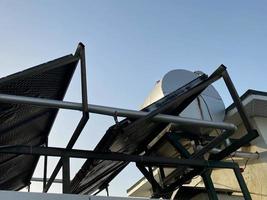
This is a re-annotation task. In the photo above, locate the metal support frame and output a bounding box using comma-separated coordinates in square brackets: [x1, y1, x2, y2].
[0, 145, 251, 198]
[0, 145, 239, 169]
[43, 114, 88, 192]
[234, 167, 252, 200]
[222, 69, 253, 131]
[136, 164, 162, 197]
[201, 170, 218, 200]
[43, 136, 48, 191]
[105, 187, 109, 196]
[166, 132, 191, 158]
[165, 130, 234, 180]
[0, 45, 256, 200]
[210, 66, 259, 160]
[43, 43, 89, 193]
[62, 156, 70, 193]
[160, 128, 252, 199]
[150, 66, 256, 199]
[159, 167, 166, 186]
[157, 130, 231, 198]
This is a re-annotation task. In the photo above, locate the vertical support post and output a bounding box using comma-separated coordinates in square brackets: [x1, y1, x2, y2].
[75, 42, 89, 113]
[43, 115, 89, 192]
[233, 168, 252, 200]
[201, 170, 218, 200]
[106, 186, 109, 196]
[62, 156, 70, 194]
[43, 137, 48, 191]
[148, 166, 157, 192]
[44, 43, 89, 193]
[159, 167, 165, 187]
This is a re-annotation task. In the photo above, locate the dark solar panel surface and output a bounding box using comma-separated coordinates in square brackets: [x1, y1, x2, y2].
[0, 55, 79, 190]
[71, 69, 223, 195]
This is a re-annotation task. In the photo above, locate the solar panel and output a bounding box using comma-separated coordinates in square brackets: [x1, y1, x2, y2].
[70, 69, 223, 194]
[0, 55, 79, 190]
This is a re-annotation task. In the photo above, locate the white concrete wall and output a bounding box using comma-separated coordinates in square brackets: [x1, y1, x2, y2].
[211, 116, 267, 200]
[0, 190, 158, 200]
[192, 193, 243, 200]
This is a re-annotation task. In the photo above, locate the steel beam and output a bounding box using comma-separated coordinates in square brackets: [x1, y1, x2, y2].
[44, 43, 90, 193]
[136, 164, 162, 197]
[166, 132, 191, 158]
[43, 137, 48, 191]
[201, 170, 218, 200]
[43, 113, 89, 192]
[233, 167, 252, 200]
[0, 145, 238, 169]
[62, 156, 70, 193]
[161, 168, 204, 194]
[209, 67, 259, 160]
[222, 67, 253, 131]
[162, 130, 233, 186]
[75, 42, 89, 113]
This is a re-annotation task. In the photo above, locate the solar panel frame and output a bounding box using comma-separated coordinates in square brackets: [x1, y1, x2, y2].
[0, 54, 79, 190]
[70, 74, 213, 194]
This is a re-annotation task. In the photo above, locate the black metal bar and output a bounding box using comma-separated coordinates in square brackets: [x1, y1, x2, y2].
[166, 132, 191, 158]
[201, 170, 218, 200]
[162, 168, 204, 194]
[43, 43, 90, 193]
[43, 137, 48, 191]
[222, 67, 253, 131]
[44, 160, 62, 192]
[193, 130, 234, 159]
[159, 167, 166, 185]
[106, 186, 109, 196]
[208, 68, 258, 160]
[136, 164, 162, 196]
[62, 156, 70, 193]
[75, 42, 89, 112]
[209, 66, 258, 160]
[44, 113, 89, 192]
[233, 167, 252, 200]
[0, 145, 238, 169]
[148, 166, 160, 195]
[164, 129, 234, 184]
[211, 130, 258, 160]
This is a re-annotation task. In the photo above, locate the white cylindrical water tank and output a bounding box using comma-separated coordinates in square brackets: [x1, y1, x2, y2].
[142, 69, 225, 126]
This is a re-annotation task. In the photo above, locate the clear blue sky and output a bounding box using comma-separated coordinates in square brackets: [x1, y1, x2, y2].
[0, 0, 267, 196]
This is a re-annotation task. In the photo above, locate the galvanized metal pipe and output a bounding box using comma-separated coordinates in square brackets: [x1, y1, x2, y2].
[32, 177, 62, 184]
[198, 145, 260, 159]
[0, 93, 237, 131]
[211, 148, 259, 159]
